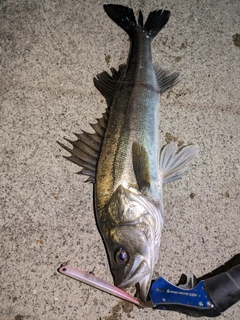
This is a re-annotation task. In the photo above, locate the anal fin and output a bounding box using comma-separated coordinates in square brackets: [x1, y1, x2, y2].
[154, 64, 179, 94]
[160, 142, 199, 185]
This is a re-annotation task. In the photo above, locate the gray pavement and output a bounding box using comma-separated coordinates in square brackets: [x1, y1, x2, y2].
[1, 0, 239, 319]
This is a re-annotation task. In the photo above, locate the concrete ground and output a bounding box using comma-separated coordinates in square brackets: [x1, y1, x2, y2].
[1, 0, 239, 319]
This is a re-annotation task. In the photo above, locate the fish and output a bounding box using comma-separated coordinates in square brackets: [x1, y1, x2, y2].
[58, 4, 199, 301]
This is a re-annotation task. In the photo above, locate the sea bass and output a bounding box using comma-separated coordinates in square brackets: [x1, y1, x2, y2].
[58, 4, 199, 301]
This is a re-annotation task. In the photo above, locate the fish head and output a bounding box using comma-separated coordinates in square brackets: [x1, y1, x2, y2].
[101, 184, 163, 301]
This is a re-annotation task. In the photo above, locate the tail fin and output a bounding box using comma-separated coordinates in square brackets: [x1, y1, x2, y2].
[103, 4, 170, 39]
[144, 9, 170, 38]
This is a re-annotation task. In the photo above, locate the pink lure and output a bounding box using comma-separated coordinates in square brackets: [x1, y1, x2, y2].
[59, 265, 153, 308]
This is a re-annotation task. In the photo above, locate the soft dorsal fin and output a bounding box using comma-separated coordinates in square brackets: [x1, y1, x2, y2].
[94, 64, 126, 106]
[154, 64, 179, 94]
[160, 142, 199, 184]
[57, 110, 109, 183]
[132, 142, 151, 191]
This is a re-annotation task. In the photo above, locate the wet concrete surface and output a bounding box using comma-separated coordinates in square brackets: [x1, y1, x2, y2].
[1, 1, 239, 319]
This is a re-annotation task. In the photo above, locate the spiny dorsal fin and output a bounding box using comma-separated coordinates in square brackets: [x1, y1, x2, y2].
[58, 63, 125, 183]
[93, 64, 126, 107]
[154, 64, 179, 94]
[160, 142, 199, 184]
[132, 142, 151, 191]
[57, 110, 108, 183]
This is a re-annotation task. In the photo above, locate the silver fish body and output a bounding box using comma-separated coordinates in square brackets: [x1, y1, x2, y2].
[58, 4, 199, 301]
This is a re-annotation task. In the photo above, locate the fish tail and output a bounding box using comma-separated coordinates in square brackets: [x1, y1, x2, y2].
[103, 4, 170, 39]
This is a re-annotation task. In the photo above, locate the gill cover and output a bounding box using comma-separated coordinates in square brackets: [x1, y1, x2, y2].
[100, 185, 163, 301]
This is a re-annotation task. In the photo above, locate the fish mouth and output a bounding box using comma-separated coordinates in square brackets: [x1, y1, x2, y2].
[116, 255, 152, 301]
[135, 274, 152, 302]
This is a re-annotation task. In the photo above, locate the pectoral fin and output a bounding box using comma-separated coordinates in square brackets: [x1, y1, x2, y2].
[132, 142, 151, 191]
[160, 142, 199, 185]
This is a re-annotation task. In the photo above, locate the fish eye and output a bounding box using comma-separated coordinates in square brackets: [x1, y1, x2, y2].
[115, 247, 129, 264]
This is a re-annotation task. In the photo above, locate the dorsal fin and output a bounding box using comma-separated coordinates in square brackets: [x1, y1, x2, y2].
[154, 64, 179, 94]
[93, 64, 126, 106]
[58, 64, 125, 183]
[57, 110, 109, 183]
[58, 65, 125, 182]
